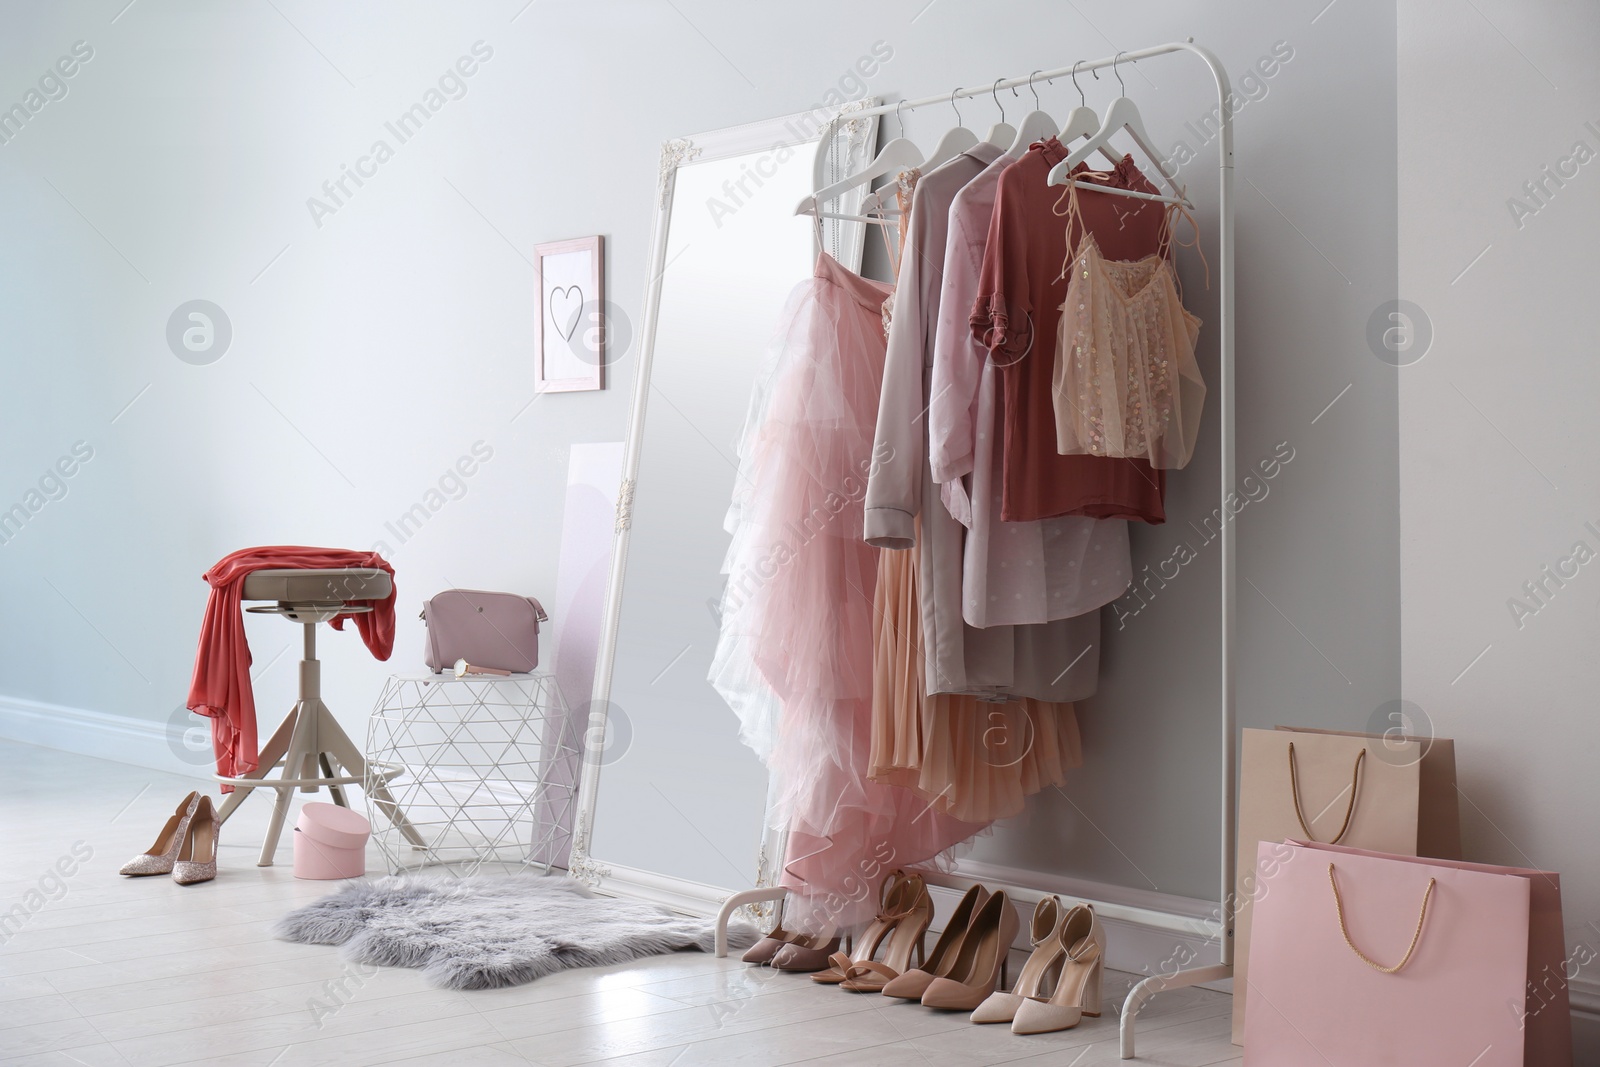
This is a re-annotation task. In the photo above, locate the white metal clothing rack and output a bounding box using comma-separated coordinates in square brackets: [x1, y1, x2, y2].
[712, 39, 1234, 1060]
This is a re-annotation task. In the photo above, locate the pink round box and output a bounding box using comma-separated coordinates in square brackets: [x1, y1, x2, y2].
[293, 802, 371, 879]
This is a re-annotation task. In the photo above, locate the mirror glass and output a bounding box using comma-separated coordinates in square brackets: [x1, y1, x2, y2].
[588, 139, 826, 888]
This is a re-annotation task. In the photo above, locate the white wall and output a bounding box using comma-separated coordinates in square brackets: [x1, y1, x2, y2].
[0, 0, 1403, 961]
[1399, 0, 1600, 1043]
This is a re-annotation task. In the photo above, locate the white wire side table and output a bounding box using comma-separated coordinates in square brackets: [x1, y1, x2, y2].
[366, 671, 577, 876]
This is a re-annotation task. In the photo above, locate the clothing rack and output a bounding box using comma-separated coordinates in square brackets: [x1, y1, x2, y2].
[711, 39, 1234, 1060]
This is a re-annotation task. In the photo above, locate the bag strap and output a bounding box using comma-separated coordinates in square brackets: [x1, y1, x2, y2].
[526, 597, 549, 623]
[1288, 742, 1365, 844]
[1327, 862, 1436, 974]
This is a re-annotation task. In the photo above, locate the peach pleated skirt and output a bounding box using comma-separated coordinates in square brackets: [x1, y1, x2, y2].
[869, 542, 1082, 825]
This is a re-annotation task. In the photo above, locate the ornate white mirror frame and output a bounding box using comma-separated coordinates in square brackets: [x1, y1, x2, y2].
[570, 103, 879, 911]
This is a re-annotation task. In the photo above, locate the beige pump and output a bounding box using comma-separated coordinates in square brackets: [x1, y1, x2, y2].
[920, 889, 1020, 1011]
[1011, 903, 1105, 1034]
[970, 895, 1067, 1024]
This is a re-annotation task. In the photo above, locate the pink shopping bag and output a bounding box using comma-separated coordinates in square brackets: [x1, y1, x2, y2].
[1244, 840, 1572, 1066]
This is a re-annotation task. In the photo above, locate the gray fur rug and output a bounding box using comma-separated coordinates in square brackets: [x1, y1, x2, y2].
[273, 874, 758, 990]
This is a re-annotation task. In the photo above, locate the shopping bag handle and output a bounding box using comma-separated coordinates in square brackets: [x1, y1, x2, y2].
[1288, 742, 1364, 844]
[1327, 862, 1436, 974]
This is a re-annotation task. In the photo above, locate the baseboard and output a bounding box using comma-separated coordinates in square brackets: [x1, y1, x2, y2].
[589, 861, 736, 916]
[0, 693, 215, 782]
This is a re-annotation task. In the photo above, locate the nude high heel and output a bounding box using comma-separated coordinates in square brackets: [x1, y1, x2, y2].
[971, 895, 1065, 1024]
[772, 873, 918, 975]
[920, 889, 1020, 1011]
[119, 791, 201, 876]
[1011, 903, 1105, 1034]
[808, 871, 926, 985]
[172, 796, 219, 886]
[742, 911, 807, 965]
[881, 883, 990, 1000]
[839, 876, 933, 992]
[768, 927, 842, 972]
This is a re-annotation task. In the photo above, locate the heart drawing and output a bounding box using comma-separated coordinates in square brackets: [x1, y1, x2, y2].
[549, 284, 585, 342]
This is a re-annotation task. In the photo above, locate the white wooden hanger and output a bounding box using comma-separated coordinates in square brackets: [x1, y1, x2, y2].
[1047, 53, 1191, 206]
[981, 78, 1016, 150]
[795, 100, 923, 219]
[1060, 62, 1124, 166]
[921, 88, 978, 170]
[1005, 70, 1059, 158]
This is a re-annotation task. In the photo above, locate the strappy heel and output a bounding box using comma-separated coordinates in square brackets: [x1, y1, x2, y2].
[1011, 903, 1105, 1034]
[882, 883, 990, 1001]
[840, 877, 933, 992]
[920, 889, 1020, 1011]
[807, 871, 927, 986]
[971, 895, 1065, 1024]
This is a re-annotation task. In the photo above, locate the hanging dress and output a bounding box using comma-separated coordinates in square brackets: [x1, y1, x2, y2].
[711, 237, 981, 933]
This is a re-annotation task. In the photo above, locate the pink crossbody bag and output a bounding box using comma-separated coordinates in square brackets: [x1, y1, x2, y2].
[420, 589, 549, 674]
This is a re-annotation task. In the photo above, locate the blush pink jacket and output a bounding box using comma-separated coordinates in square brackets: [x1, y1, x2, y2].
[186, 546, 396, 788]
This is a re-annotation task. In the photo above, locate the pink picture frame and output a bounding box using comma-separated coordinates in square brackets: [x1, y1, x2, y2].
[534, 235, 605, 393]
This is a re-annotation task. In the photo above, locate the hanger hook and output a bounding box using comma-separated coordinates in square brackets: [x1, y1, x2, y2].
[991, 77, 1005, 122]
[893, 98, 906, 140]
[950, 88, 964, 126]
[1071, 61, 1086, 107]
[1113, 51, 1127, 94]
[1027, 70, 1042, 110]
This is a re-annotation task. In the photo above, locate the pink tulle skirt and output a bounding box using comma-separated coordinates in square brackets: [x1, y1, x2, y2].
[712, 254, 982, 931]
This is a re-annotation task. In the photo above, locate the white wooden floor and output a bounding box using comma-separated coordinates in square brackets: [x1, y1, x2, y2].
[0, 743, 1241, 1066]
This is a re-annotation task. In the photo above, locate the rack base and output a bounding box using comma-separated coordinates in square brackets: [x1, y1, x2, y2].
[1120, 963, 1232, 1059]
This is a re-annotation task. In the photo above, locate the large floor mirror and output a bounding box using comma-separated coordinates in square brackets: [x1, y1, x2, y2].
[572, 108, 876, 908]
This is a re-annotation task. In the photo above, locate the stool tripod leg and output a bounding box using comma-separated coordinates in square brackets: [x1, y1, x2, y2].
[215, 704, 300, 826]
[258, 699, 318, 866]
[319, 754, 348, 807]
[318, 706, 428, 850]
[260, 786, 294, 867]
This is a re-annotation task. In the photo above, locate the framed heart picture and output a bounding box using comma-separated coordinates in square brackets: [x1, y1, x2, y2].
[534, 235, 606, 393]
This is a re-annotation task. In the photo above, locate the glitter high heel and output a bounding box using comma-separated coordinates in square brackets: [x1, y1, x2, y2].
[172, 795, 219, 885]
[119, 791, 201, 876]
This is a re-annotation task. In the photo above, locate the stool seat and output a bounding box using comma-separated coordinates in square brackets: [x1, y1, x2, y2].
[242, 568, 392, 603]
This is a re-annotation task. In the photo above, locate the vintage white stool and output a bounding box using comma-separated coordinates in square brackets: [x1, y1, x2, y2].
[212, 567, 426, 866]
